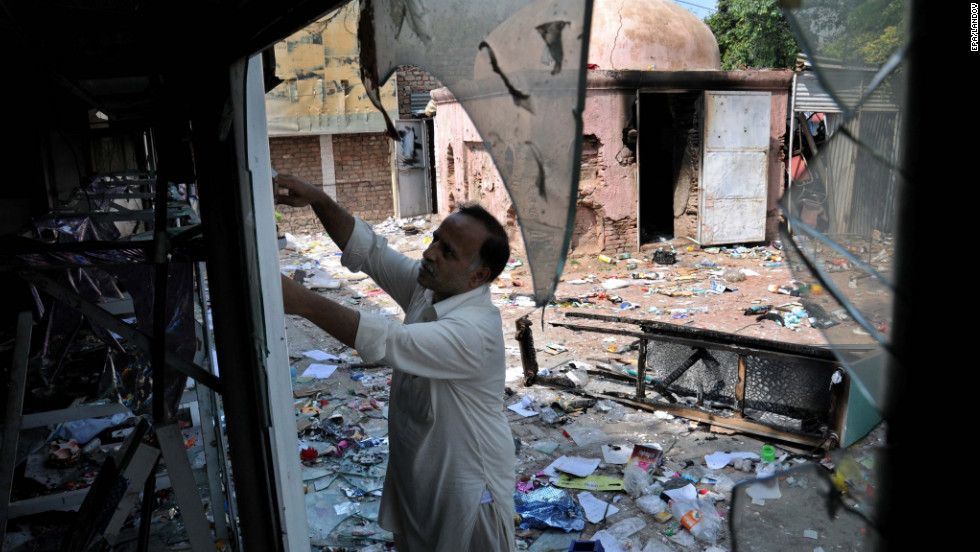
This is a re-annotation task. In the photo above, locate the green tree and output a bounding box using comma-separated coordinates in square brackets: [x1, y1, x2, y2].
[822, 0, 903, 66]
[706, 0, 800, 70]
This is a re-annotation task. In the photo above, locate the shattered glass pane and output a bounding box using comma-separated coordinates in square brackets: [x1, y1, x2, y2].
[359, 0, 594, 305]
[728, 0, 909, 547]
[784, 0, 906, 115]
[730, 447, 882, 550]
[777, 0, 907, 422]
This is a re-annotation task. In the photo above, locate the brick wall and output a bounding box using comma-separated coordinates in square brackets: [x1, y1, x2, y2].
[396, 66, 443, 119]
[269, 135, 324, 235]
[333, 133, 393, 223]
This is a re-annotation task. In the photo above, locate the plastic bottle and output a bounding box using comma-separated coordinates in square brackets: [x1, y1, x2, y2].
[666, 497, 720, 543]
[761, 444, 775, 463]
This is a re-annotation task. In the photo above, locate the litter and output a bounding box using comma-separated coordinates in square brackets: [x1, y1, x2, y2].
[544, 455, 601, 478]
[509, 396, 540, 417]
[563, 425, 610, 447]
[514, 486, 586, 532]
[605, 516, 646, 543]
[301, 363, 338, 379]
[623, 464, 661, 498]
[533, 441, 561, 455]
[555, 474, 623, 492]
[704, 450, 760, 470]
[600, 444, 633, 464]
[625, 444, 664, 471]
[577, 491, 619, 523]
[300, 349, 340, 361]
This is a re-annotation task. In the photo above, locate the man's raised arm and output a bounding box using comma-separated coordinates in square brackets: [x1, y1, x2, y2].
[274, 173, 355, 250]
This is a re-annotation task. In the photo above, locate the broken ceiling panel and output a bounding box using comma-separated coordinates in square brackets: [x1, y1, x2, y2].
[359, 0, 594, 306]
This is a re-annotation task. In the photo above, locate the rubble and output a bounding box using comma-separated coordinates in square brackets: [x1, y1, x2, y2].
[278, 227, 885, 551]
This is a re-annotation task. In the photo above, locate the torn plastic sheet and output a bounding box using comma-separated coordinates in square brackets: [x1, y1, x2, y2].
[109, 263, 195, 418]
[359, 0, 594, 305]
[34, 216, 121, 244]
[514, 485, 586, 532]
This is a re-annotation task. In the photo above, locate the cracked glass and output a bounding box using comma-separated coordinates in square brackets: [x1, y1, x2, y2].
[358, 0, 595, 305]
[728, 1, 909, 548]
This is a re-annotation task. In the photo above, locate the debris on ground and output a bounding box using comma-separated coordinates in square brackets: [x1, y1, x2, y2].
[280, 227, 886, 551]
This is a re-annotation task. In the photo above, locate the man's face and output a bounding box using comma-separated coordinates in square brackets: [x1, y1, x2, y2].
[418, 213, 490, 302]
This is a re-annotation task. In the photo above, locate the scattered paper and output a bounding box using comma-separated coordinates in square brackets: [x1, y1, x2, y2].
[704, 450, 760, 470]
[508, 396, 539, 417]
[556, 474, 624, 491]
[302, 350, 339, 361]
[590, 530, 626, 552]
[804, 530, 819, 540]
[301, 363, 338, 379]
[578, 491, 619, 523]
[746, 476, 782, 500]
[601, 444, 634, 464]
[564, 425, 610, 447]
[543, 455, 601, 479]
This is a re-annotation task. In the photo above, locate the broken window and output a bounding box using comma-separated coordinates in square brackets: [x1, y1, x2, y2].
[725, 1, 909, 547]
[358, 0, 594, 305]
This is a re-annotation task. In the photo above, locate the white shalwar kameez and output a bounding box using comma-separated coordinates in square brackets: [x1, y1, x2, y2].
[342, 218, 517, 552]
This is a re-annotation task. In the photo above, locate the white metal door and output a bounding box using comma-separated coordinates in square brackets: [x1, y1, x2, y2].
[699, 91, 771, 245]
[394, 119, 431, 218]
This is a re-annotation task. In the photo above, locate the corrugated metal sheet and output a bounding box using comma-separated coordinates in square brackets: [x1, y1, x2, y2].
[794, 72, 899, 114]
[410, 92, 431, 114]
[821, 112, 901, 236]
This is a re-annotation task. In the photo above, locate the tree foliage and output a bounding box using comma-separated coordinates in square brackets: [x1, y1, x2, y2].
[706, 0, 800, 70]
[821, 0, 904, 66]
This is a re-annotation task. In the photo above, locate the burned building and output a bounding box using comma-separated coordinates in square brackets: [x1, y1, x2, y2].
[432, 0, 791, 255]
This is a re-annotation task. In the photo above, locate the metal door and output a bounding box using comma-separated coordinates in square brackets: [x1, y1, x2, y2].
[699, 91, 771, 245]
[394, 119, 431, 217]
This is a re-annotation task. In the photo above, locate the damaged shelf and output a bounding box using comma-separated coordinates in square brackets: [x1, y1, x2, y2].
[518, 311, 875, 448]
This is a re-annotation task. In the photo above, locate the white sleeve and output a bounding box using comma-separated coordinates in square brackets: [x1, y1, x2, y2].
[354, 310, 493, 380]
[341, 217, 421, 311]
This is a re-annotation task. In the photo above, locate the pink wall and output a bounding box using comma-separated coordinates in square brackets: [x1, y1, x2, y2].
[431, 71, 792, 256]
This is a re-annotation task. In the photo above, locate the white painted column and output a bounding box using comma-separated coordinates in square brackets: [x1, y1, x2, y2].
[237, 53, 311, 552]
[320, 134, 337, 199]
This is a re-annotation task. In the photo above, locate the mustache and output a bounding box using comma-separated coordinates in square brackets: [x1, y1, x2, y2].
[420, 260, 435, 276]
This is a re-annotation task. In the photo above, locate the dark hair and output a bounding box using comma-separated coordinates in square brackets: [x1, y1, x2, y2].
[457, 203, 510, 282]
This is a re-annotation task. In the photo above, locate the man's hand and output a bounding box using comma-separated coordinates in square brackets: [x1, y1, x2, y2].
[272, 171, 355, 250]
[275, 174, 324, 208]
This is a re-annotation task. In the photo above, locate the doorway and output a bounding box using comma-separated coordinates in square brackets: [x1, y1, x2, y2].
[638, 93, 675, 244]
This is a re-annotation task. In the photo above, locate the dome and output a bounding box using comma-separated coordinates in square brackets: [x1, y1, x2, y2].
[588, 0, 721, 71]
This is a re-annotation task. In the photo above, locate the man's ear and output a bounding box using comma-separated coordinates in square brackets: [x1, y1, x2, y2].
[469, 265, 491, 288]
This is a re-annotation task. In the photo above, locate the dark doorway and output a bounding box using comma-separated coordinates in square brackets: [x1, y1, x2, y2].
[638, 93, 676, 244]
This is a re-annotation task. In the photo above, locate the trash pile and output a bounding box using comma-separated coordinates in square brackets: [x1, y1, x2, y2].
[288, 347, 396, 548]
[486, 240, 847, 339]
[502, 383, 860, 552]
[279, 229, 880, 551]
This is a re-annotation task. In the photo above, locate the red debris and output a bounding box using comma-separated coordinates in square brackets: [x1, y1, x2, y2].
[300, 447, 319, 461]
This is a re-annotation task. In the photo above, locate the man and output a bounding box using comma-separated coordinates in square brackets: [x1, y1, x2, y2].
[275, 174, 517, 552]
